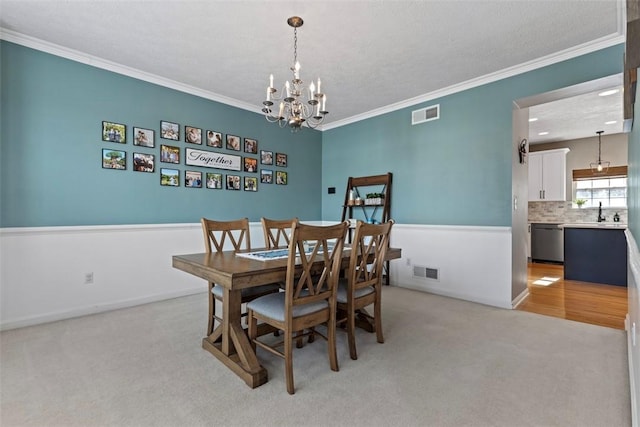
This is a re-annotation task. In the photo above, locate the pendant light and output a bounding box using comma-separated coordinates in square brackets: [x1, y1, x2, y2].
[590, 131, 610, 175]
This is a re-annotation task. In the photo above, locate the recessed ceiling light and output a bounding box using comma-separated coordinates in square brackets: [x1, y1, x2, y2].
[598, 89, 619, 97]
[528, 117, 538, 122]
[605, 120, 617, 125]
[538, 131, 549, 136]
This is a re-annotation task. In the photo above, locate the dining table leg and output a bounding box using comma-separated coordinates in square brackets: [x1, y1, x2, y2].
[201, 287, 268, 388]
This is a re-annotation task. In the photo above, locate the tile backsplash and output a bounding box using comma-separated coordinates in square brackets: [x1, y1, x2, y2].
[528, 201, 627, 224]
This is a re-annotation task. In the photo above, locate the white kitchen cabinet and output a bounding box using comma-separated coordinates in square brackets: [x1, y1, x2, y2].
[528, 148, 569, 201]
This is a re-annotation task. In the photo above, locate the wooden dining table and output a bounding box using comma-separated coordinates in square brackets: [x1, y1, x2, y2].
[172, 246, 401, 388]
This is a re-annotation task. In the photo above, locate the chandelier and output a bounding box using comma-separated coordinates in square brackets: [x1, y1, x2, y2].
[262, 16, 328, 131]
[590, 130, 610, 174]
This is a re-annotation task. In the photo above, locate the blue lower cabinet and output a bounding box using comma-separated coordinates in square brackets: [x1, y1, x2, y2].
[563, 228, 627, 287]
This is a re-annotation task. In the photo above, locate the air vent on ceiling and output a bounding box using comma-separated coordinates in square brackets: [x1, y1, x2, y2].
[411, 104, 440, 125]
[413, 265, 439, 281]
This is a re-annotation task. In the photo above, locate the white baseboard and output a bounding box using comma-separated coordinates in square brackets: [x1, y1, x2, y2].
[511, 288, 530, 309]
[1, 287, 205, 331]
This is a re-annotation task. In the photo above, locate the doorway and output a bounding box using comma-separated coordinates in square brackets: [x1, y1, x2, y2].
[511, 74, 628, 327]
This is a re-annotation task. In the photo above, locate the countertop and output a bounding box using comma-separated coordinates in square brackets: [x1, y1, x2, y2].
[560, 223, 627, 230]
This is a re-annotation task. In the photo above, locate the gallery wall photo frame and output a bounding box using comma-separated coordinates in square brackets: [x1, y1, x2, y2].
[276, 152, 288, 167]
[133, 127, 155, 148]
[226, 134, 241, 151]
[244, 138, 258, 154]
[244, 177, 258, 192]
[160, 120, 179, 141]
[185, 170, 203, 188]
[260, 150, 273, 165]
[160, 168, 180, 187]
[260, 169, 273, 184]
[102, 121, 126, 144]
[243, 157, 257, 173]
[206, 172, 223, 189]
[133, 152, 155, 173]
[185, 126, 202, 145]
[160, 144, 180, 164]
[206, 130, 223, 148]
[226, 174, 241, 190]
[102, 148, 126, 170]
[276, 170, 288, 185]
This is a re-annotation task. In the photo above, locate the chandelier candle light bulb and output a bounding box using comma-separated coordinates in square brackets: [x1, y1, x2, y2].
[261, 16, 329, 131]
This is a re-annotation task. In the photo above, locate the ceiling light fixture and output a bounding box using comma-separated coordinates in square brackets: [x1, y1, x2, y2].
[262, 16, 328, 132]
[528, 117, 538, 122]
[605, 120, 617, 125]
[590, 130, 610, 174]
[538, 131, 549, 136]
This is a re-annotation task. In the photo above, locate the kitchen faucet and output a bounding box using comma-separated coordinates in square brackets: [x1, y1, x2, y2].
[597, 202, 606, 222]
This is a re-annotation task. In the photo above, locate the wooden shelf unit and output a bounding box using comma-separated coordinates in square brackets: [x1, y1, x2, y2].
[341, 172, 393, 284]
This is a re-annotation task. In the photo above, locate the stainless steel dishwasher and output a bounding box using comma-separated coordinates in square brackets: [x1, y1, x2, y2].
[531, 223, 564, 263]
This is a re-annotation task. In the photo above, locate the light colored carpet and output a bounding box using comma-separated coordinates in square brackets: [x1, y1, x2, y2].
[1, 286, 630, 427]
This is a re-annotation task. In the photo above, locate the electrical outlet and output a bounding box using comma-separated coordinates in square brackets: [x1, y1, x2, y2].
[406, 258, 411, 266]
[84, 272, 94, 284]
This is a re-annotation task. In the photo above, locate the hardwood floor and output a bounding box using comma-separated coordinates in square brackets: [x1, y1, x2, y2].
[516, 262, 628, 330]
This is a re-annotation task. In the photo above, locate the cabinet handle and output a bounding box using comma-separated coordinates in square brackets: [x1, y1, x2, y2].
[542, 190, 545, 199]
[539, 190, 542, 199]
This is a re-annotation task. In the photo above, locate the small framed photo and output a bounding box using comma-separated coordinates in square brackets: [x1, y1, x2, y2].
[260, 150, 273, 165]
[185, 170, 202, 188]
[226, 134, 241, 151]
[244, 176, 258, 192]
[185, 126, 202, 145]
[276, 152, 288, 167]
[244, 157, 257, 173]
[102, 121, 126, 144]
[160, 168, 180, 187]
[226, 174, 241, 190]
[244, 138, 258, 154]
[276, 170, 288, 185]
[160, 120, 179, 141]
[133, 127, 154, 148]
[160, 145, 180, 164]
[206, 172, 223, 189]
[206, 130, 223, 148]
[102, 149, 126, 170]
[260, 169, 273, 184]
[133, 152, 155, 173]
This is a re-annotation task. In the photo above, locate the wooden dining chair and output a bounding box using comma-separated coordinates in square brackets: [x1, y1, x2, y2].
[261, 217, 298, 249]
[201, 217, 281, 336]
[336, 219, 394, 360]
[247, 221, 349, 394]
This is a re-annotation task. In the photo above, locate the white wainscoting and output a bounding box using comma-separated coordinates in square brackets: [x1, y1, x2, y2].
[625, 230, 640, 427]
[389, 224, 513, 309]
[0, 222, 513, 330]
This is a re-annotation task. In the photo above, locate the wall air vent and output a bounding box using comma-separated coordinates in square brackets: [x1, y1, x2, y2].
[411, 104, 440, 125]
[413, 265, 439, 281]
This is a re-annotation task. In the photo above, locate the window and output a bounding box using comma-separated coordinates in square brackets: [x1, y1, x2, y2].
[572, 166, 627, 208]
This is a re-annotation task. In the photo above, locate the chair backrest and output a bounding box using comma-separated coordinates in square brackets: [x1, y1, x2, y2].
[201, 217, 251, 253]
[261, 217, 298, 249]
[284, 221, 349, 314]
[347, 220, 395, 293]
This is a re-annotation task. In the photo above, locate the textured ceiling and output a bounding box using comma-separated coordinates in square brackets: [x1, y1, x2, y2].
[0, 0, 625, 137]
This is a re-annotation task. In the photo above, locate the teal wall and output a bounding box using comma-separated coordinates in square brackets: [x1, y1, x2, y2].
[0, 41, 322, 227]
[0, 41, 629, 229]
[321, 44, 626, 226]
[629, 78, 640, 244]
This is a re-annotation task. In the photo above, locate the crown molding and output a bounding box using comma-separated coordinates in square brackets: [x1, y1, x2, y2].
[1, 20, 625, 133]
[0, 28, 263, 116]
[322, 32, 625, 131]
